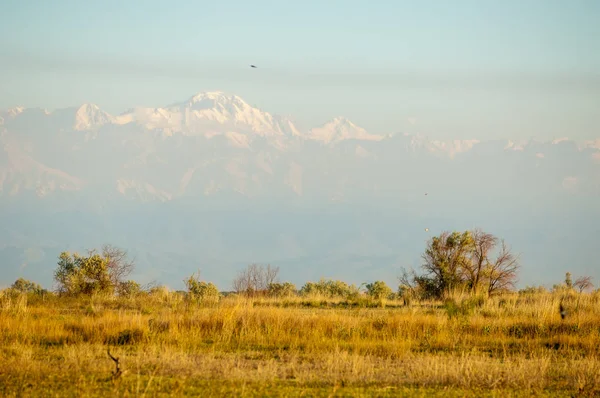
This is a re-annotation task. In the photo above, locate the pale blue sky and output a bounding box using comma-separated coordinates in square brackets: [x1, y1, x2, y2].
[1, 0, 599, 139]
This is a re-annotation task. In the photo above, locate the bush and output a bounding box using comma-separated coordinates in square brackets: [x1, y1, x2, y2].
[54, 252, 113, 296]
[185, 272, 220, 305]
[117, 280, 141, 298]
[53, 245, 135, 297]
[11, 278, 44, 295]
[267, 282, 297, 298]
[365, 281, 393, 300]
[519, 285, 548, 295]
[299, 279, 360, 300]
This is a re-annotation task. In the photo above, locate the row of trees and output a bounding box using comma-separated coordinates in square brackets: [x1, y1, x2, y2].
[6, 228, 591, 302]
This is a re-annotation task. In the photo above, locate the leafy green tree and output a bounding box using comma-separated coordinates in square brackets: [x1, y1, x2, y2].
[421, 230, 474, 297]
[401, 229, 520, 299]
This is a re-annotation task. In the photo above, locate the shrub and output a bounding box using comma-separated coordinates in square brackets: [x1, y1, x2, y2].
[117, 280, 141, 298]
[365, 281, 393, 300]
[54, 252, 113, 296]
[11, 278, 44, 295]
[185, 272, 220, 305]
[299, 279, 360, 300]
[267, 282, 297, 298]
[53, 245, 135, 297]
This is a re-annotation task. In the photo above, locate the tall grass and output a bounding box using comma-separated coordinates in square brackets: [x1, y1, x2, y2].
[1, 290, 599, 396]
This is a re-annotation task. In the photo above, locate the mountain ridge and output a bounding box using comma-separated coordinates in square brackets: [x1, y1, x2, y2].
[1, 91, 598, 290]
[1, 90, 598, 202]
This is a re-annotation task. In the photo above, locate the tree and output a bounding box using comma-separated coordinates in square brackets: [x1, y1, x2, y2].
[464, 229, 497, 294]
[97, 244, 135, 287]
[565, 272, 573, 290]
[483, 240, 520, 295]
[574, 276, 593, 294]
[232, 263, 279, 297]
[11, 278, 44, 295]
[365, 281, 393, 300]
[401, 229, 520, 300]
[53, 245, 133, 296]
[421, 230, 474, 297]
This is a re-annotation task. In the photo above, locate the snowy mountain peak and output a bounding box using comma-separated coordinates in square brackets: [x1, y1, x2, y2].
[8, 107, 26, 117]
[0, 106, 26, 121]
[179, 91, 251, 112]
[73, 103, 115, 131]
[110, 91, 298, 139]
[308, 117, 384, 144]
[330, 116, 354, 125]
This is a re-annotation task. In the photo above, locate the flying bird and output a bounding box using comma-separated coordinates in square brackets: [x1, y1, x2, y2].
[250, 65, 257, 68]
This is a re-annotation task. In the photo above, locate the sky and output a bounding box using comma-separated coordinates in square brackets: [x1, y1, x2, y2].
[1, 0, 599, 140]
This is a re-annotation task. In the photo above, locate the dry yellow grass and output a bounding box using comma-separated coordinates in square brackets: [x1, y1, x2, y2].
[0, 289, 599, 397]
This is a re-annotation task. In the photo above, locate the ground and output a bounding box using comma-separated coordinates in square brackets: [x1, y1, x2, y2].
[0, 291, 598, 397]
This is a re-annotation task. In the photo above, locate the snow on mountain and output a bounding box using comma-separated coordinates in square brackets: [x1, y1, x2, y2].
[1, 90, 598, 202]
[427, 139, 481, 158]
[115, 91, 302, 139]
[1, 107, 26, 120]
[308, 117, 384, 144]
[73, 103, 115, 131]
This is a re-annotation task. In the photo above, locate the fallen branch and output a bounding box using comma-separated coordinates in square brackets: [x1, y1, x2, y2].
[107, 347, 122, 379]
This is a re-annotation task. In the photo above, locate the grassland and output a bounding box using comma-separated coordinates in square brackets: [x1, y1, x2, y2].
[1, 290, 599, 397]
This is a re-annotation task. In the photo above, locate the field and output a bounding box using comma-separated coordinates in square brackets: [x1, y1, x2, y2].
[1, 290, 599, 397]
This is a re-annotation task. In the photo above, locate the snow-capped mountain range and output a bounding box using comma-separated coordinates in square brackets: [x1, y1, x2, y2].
[1, 90, 599, 291]
[1, 90, 598, 202]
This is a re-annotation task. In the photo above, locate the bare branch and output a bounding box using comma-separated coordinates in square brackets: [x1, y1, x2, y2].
[486, 240, 520, 295]
[574, 276, 594, 294]
[101, 244, 135, 287]
[107, 347, 122, 379]
[232, 263, 280, 297]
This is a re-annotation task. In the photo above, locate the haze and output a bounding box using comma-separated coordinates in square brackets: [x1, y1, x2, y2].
[0, 1, 598, 291]
[2, 0, 599, 140]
